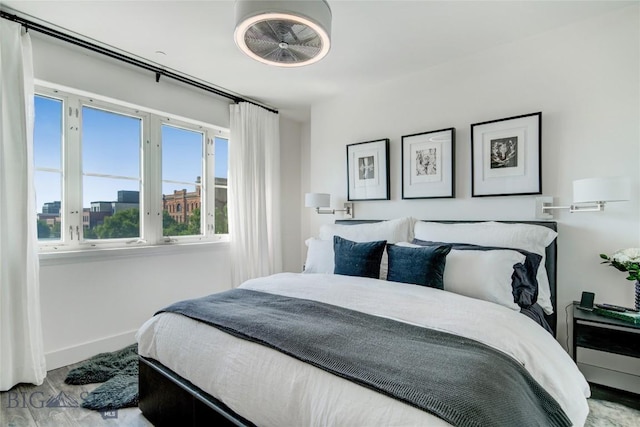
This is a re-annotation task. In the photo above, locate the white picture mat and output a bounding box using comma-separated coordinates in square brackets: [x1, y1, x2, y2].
[348, 139, 388, 200]
[402, 129, 453, 198]
[482, 127, 525, 179]
[354, 150, 379, 188]
[410, 141, 442, 184]
[472, 114, 540, 196]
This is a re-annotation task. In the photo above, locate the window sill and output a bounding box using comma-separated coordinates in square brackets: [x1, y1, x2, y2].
[39, 239, 230, 267]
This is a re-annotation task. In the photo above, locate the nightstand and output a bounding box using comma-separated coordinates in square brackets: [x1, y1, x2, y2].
[572, 302, 640, 362]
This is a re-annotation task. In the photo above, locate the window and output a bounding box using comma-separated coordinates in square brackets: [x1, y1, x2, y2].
[82, 105, 142, 240]
[162, 123, 200, 237]
[34, 95, 63, 241]
[33, 86, 229, 251]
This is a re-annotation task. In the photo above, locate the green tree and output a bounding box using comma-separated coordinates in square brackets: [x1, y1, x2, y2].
[162, 211, 176, 230]
[51, 222, 61, 239]
[215, 205, 228, 234]
[93, 208, 139, 239]
[37, 220, 50, 239]
[187, 208, 201, 235]
[84, 226, 97, 239]
[162, 209, 201, 236]
[162, 211, 187, 236]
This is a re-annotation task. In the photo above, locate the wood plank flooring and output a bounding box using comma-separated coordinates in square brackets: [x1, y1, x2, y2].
[0, 362, 151, 427]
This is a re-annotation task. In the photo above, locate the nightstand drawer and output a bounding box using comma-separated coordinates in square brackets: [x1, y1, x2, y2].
[575, 321, 640, 359]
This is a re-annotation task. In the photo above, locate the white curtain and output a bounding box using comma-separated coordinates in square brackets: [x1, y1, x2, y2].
[228, 102, 282, 286]
[0, 19, 46, 391]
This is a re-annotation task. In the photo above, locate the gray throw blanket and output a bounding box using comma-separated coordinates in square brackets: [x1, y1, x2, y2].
[159, 289, 571, 427]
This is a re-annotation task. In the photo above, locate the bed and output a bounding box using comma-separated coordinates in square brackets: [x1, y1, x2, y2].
[137, 219, 590, 426]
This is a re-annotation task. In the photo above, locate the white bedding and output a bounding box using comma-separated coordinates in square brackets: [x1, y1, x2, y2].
[137, 273, 590, 427]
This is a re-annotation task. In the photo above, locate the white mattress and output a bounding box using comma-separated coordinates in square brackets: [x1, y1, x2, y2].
[137, 272, 590, 426]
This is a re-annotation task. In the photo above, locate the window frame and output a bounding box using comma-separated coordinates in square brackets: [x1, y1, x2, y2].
[158, 117, 222, 243]
[33, 91, 65, 244]
[34, 83, 230, 253]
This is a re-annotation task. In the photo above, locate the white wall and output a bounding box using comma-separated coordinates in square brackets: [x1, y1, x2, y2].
[306, 4, 639, 360]
[280, 117, 304, 273]
[39, 246, 232, 369]
[31, 35, 231, 128]
[32, 35, 304, 368]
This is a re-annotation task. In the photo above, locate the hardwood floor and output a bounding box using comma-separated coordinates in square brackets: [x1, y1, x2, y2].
[0, 362, 151, 427]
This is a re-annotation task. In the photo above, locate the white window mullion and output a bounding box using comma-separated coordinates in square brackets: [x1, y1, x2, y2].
[64, 96, 83, 246]
[144, 115, 162, 244]
[213, 133, 230, 236]
[205, 133, 215, 236]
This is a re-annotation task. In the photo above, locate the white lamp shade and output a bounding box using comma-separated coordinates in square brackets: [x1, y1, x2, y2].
[305, 193, 330, 208]
[573, 177, 631, 203]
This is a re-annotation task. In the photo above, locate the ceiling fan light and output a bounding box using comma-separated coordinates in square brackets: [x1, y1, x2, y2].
[234, 0, 332, 67]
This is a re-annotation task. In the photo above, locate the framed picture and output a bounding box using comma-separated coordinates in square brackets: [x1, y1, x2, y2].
[401, 128, 455, 199]
[346, 139, 390, 201]
[470, 112, 541, 197]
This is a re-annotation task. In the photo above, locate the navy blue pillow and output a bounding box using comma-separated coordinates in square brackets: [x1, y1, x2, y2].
[412, 239, 542, 307]
[333, 236, 387, 279]
[386, 244, 452, 289]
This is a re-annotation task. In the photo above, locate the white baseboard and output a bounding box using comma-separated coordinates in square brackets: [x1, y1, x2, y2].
[45, 330, 138, 371]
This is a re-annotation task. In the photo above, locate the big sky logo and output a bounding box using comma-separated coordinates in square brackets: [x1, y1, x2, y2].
[4, 391, 117, 419]
[45, 391, 80, 407]
[5, 390, 79, 409]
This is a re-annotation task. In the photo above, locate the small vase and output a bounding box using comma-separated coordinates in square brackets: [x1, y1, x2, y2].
[636, 280, 640, 311]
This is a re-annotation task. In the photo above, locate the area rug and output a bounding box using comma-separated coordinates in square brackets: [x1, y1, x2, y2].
[586, 398, 640, 426]
[64, 343, 138, 410]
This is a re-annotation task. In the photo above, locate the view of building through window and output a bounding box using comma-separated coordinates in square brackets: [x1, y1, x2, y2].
[82, 105, 142, 239]
[34, 93, 229, 243]
[34, 95, 63, 240]
[161, 124, 203, 237]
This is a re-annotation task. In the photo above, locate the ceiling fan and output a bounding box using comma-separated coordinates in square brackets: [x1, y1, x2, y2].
[234, 0, 332, 67]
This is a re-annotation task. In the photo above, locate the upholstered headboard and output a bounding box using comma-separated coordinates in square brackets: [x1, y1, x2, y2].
[335, 219, 558, 335]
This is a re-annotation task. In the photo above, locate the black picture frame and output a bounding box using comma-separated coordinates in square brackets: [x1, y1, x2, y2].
[470, 112, 542, 197]
[401, 128, 455, 199]
[346, 139, 390, 201]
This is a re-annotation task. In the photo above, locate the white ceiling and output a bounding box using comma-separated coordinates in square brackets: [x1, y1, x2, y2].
[2, 1, 633, 122]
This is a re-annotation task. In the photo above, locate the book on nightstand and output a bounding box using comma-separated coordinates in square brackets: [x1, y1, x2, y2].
[594, 307, 640, 325]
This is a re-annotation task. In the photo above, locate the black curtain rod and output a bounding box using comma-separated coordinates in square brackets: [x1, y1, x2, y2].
[0, 10, 279, 115]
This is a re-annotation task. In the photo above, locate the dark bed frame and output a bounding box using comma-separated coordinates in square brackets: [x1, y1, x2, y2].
[139, 220, 558, 426]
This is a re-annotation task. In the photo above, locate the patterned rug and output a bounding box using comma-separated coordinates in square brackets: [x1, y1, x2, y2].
[586, 399, 640, 426]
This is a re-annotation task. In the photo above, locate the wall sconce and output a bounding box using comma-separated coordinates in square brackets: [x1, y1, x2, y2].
[536, 177, 631, 219]
[305, 193, 353, 218]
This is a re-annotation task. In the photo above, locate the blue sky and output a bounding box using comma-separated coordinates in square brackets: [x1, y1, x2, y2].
[34, 95, 228, 212]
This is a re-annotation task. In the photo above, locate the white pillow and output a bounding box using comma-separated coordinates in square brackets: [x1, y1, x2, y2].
[444, 249, 524, 311]
[319, 217, 414, 244]
[396, 242, 523, 311]
[413, 221, 557, 314]
[303, 238, 334, 274]
[318, 217, 415, 280]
